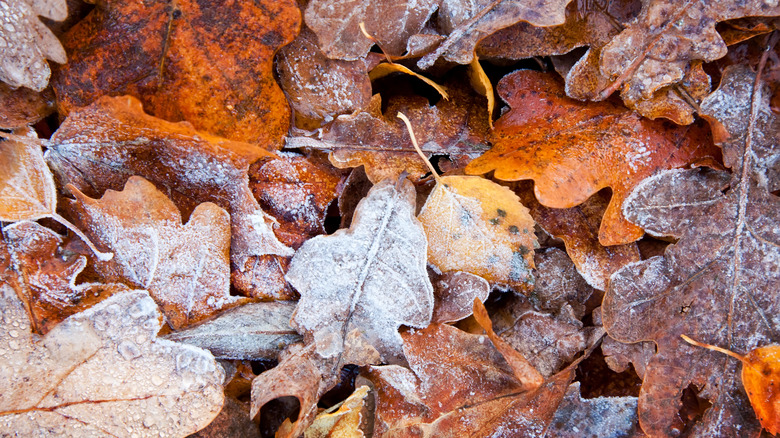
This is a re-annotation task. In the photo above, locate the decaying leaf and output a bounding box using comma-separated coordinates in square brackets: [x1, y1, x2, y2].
[0, 83, 55, 129]
[546, 382, 641, 438]
[417, 0, 574, 68]
[0, 0, 66, 91]
[277, 385, 370, 438]
[190, 396, 261, 438]
[287, 178, 433, 364]
[66, 176, 246, 329]
[52, 0, 300, 147]
[602, 66, 780, 436]
[431, 270, 490, 323]
[0, 286, 225, 436]
[530, 248, 596, 320]
[1, 128, 56, 222]
[466, 70, 720, 246]
[418, 175, 537, 289]
[305, 0, 438, 60]
[45, 95, 294, 299]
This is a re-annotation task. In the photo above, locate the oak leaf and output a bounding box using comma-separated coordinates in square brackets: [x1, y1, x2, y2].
[466, 70, 720, 246]
[0, 0, 66, 91]
[45, 95, 294, 299]
[52, 0, 300, 147]
[286, 178, 434, 364]
[418, 175, 537, 289]
[0, 286, 225, 436]
[602, 65, 780, 436]
[66, 176, 246, 329]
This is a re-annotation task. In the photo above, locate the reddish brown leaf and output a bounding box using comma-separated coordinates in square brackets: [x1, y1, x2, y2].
[0, 84, 55, 129]
[530, 248, 597, 319]
[466, 70, 720, 246]
[431, 271, 489, 324]
[52, 0, 300, 148]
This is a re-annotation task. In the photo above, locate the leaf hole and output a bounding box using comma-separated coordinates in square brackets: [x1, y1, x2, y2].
[258, 396, 300, 438]
[676, 384, 712, 435]
[575, 348, 642, 398]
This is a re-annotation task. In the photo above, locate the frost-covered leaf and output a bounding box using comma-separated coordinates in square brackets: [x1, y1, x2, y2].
[280, 385, 369, 438]
[287, 178, 433, 364]
[0, 128, 55, 221]
[418, 175, 537, 289]
[164, 301, 300, 360]
[602, 65, 780, 436]
[305, 0, 438, 60]
[547, 382, 640, 438]
[67, 176, 246, 329]
[431, 271, 489, 323]
[0, 286, 225, 436]
[0, 0, 66, 91]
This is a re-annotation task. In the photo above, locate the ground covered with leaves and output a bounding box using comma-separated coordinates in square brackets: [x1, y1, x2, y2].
[1, 0, 779, 437]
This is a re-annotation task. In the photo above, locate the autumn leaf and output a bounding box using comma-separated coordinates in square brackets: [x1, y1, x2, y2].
[0, 83, 55, 129]
[602, 65, 780, 435]
[276, 385, 370, 438]
[0, 0, 66, 90]
[466, 70, 720, 246]
[45, 95, 294, 299]
[0, 286, 225, 436]
[286, 177, 433, 364]
[52, 0, 300, 147]
[431, 270, 490, 323]
[546, 382, 641, 438]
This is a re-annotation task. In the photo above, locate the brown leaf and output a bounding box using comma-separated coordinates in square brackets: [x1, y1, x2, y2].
[431, 271, 490, 323]
[531, 248, 596, 319]
[277, 28, 374, 131]
[66, 176, 246, 329]
[0, 83, 55, 129]
[601, 335, 655, 380]
[0, 0, 66, 90]
[190, 396, 261, 438]
[0, 287, 225, 435]
[304, 0, 439, 60]
[52, 0, 300, 147]
[46, 95, 294, 299]
[602, 66, 780, 436]
[286, 178, 433, 364]
[286, 73, 491, 183]
[418, 175, 537, 289]
[465, 70, 720, 246]
[417, 0, 574, 68]
[282, 385, 370, 438]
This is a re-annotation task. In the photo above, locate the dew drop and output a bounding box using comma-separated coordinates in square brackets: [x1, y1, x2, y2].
[118, 340, 142, 360]
[151, 374, 164, 386]
[8, 330, 18, 338]
[8, 340, 19, 350]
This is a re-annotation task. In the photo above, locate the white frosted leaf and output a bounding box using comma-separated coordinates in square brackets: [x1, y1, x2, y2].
[0, 287, 225, 437]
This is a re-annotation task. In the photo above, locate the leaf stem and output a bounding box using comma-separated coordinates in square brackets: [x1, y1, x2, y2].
[680, 334, 744, 362]
[397, 112, 442, 185]
[50, 212, 114, 261]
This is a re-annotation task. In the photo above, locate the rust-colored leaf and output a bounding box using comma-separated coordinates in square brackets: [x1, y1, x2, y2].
[46, 95, 294, 299]
[52, 0, 300, 147]
[466, 70, 720, 246]
[66, 176, 247, 329]
[0, 83, 55, 129]
[602, 66, 780, 435]
[431, 271, 490, 324]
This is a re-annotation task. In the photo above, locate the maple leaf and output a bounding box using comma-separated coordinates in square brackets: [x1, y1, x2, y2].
[52, 0, 300, 147]
[304, 0, 439, 60]
[0, 286, 225, 436]
[45, 95, 294, 299]
[602, 65, 780, 436]
[0, 0, 66, 91]
[287, 177, 434, 364]
[465, 70, 720, 246]
[417, 0, 574, 69]
[66, 176, 246, 329]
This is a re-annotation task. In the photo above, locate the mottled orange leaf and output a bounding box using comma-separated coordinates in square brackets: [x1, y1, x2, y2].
[52, 0, 300, 148]
[466, 70, 720, 246]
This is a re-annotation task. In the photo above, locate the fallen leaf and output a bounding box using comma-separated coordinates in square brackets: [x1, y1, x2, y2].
[417, 0, 574, 68]
[546, 382, 641, 438]
[190, 396, 261, 438]
[66, 176, 246, 329]
[52, 0, 300, 147]
[45, 95, 294, 299]
[277, 28, 374, 131]
[417, 174, 537, 289]
[530, 248, 596, 319]
[601, 334, 655, 380]
[286, 178, 433, 364]
[0, 83, 55, 129]
[465, 70, 720, 246]
[0, 286, 225, 436]
[278, 385, 370, 438]
[515, 183, 641, 291]
[304, 0, 438, 60]
[0, 0, 66, 90]
[602, 65, 780, 436]
[467, 55, 495, 128]
[164, 301, 301, 360]
[431, 270, 490, 323]
[368, 61, 450, 100]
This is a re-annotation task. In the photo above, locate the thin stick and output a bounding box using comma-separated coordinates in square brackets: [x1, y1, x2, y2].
[680, 334, 744, 362]
[50, 212, 114, 261]
[397, 112, 442, 185]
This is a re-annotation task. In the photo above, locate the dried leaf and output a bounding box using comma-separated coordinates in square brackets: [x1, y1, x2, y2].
[602, 66, 780, 436]
[546, 382, 641, 438]
[0, 0, 66, 90]
[190, 396, 261, 438]
[287, 178, 433, 364]
[52, 0, 300, 147]
[66, 176, 246, 329]
[431, 270, 489, 323]
[46, 95, 294, 299]
[418, 0, 574, 68]
[289, 385, 370, 438]
[467, 55, 495, 128]
[0, 128, 55, 221]
[0, 83, 55, 129]
[277, 28, 374, 131]
[164, 301, 300, 360]
[368, 61, 450, 100]
[304, 0, 438, 60]
[466, 70, 720, 246]
[0, 286, 225, 436]
[531, 248, 596, 319]
[418, 175, 537, 289]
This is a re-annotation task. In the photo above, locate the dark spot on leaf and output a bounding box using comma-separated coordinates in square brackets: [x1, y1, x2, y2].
[509, 225, 519, 234]
[489, 218, 500, 225]
[496, 208, 506, 217]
